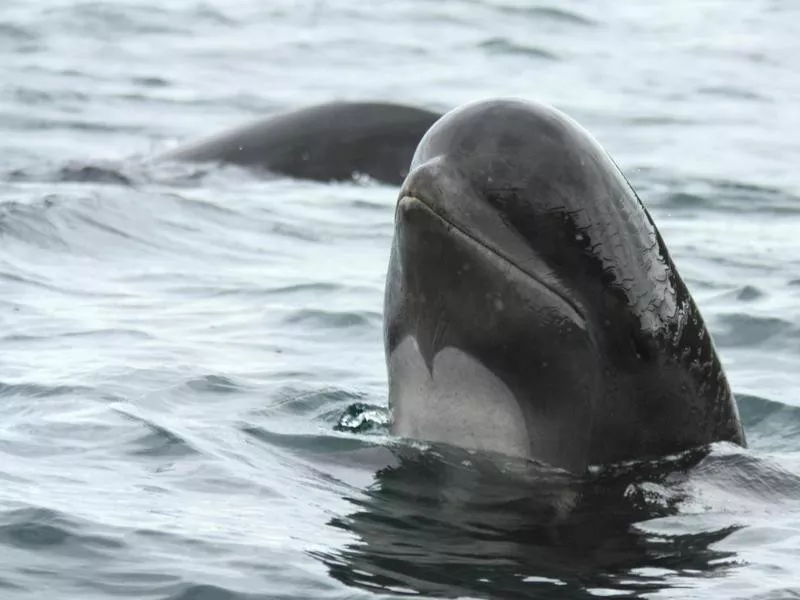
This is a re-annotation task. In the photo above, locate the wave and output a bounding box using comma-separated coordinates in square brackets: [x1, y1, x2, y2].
[637, 171, 800, 215]
[282, 309, 381, 330]
[478, 37, 559, 60]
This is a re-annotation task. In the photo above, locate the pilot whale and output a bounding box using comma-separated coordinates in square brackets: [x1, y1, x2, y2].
[384, 98, 745, 472]
[164, 97, 745, 472]
[160, 101, 441, 185]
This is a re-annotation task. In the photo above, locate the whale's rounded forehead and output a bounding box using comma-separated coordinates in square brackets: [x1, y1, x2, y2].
[403, 98, 680, 335]
[411, 98, 595, 170]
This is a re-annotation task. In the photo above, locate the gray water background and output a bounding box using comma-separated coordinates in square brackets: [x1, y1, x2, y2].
[1, 1, 799, 598]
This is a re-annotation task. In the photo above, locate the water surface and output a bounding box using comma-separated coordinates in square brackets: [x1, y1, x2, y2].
[1, 1, 799, 598]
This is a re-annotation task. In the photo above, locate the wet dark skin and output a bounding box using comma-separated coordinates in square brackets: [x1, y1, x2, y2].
[162, 102, 442, 185]
[384, 99, 746, 471]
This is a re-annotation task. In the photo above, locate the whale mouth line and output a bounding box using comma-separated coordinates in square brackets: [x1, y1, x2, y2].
[397, 194, 587, 325]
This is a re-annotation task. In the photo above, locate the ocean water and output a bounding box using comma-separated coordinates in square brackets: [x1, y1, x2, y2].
[1, 0, 799, 598]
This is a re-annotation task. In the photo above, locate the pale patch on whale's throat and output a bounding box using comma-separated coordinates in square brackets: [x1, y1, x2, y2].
[388, 336, 530, 458]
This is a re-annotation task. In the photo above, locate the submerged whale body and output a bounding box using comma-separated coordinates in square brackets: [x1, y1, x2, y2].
[384, 98, 746, 472]
[160, 101, 442, 185]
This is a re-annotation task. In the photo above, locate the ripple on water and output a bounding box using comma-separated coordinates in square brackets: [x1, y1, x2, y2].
[0, 381, 98, 400]
[114, 409, 201, 459]
[40, 3, 190, 37]
[0, 190, 168, 257]
[241, 425, 380, 456]
[638, 174, 800, 215]
[0, 507, 124, 555]
[737, 394, 800, 452]
[283, 308, 381, 330]
[164, 584, 271, 600]
[0, 23, 42, 53]
[733, 285, 765, 302]
[55, 163, 135, 186]
[183, 374, 243, 395]
[478, 37, 559, 60]
[261, 387, 368, 420]
[713, 313, 796, 348]
[504, 5, 596, 26]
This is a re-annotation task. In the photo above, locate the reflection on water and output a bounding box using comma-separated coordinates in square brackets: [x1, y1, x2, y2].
[314, 443, 741, 598]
